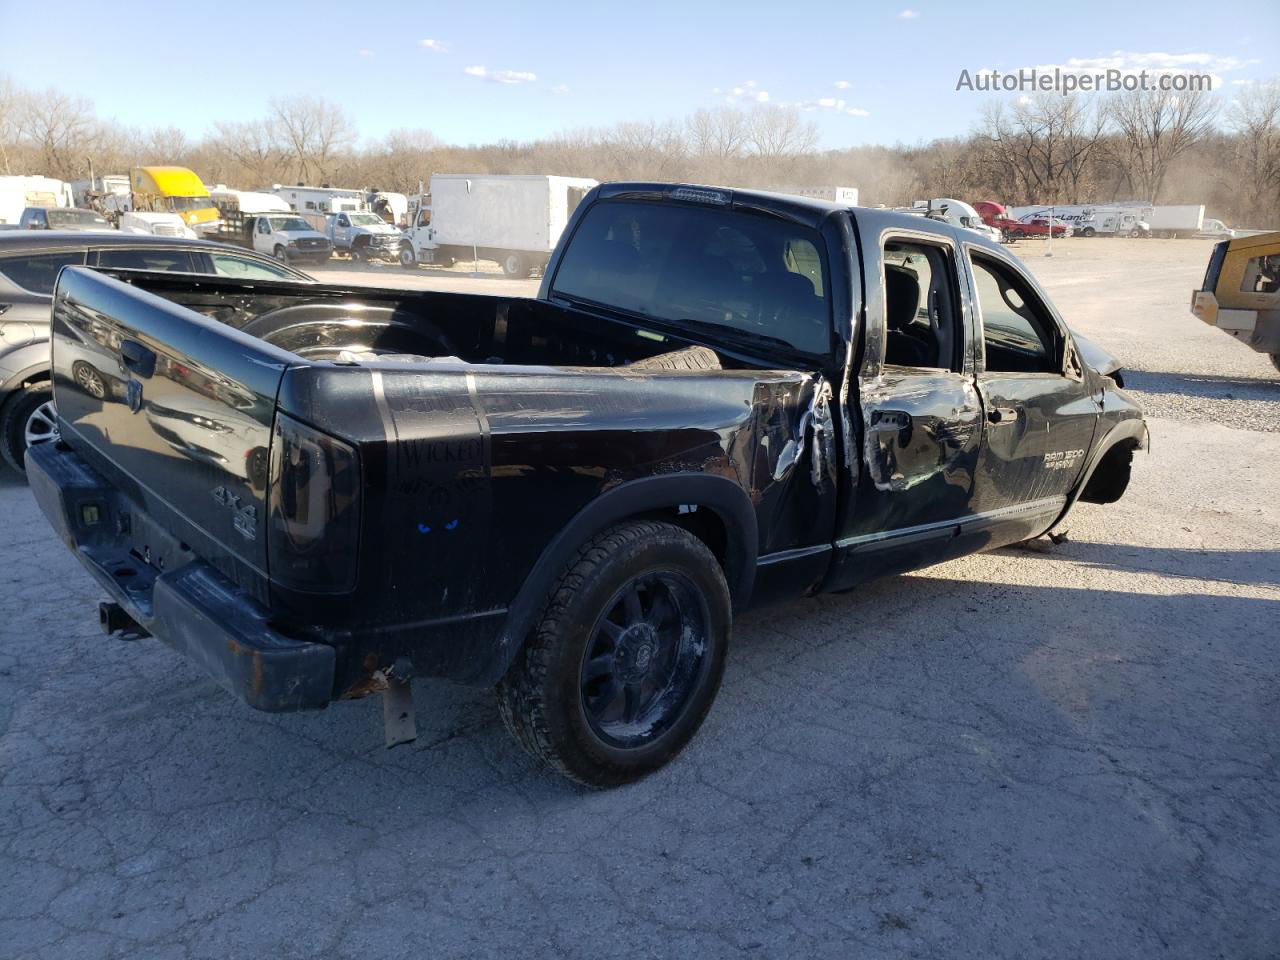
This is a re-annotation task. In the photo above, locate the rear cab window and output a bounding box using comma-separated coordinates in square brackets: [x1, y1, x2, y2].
[94, 249, 201, 273]
[0, 251, 87, 295]
[550, 199, 831, 356]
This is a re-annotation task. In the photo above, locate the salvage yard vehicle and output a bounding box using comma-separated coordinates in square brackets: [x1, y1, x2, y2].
[207, 212, 332, 265]
[324, 211, 402, 262]
[400, 174, 597, 276]
[18, 207, 113, 232]
[1191, 230, 1280, 373]
[26, 182, 1146, 787]
[130, 167, 221, 235]
[118, 211, 198, 239]
[0, 231, 312, 471]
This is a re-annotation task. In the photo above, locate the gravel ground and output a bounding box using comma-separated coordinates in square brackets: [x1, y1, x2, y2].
[1, 238, 1277, 959]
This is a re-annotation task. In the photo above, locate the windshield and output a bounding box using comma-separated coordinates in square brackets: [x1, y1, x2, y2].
[270, 217, 312, 232]
[347, 213, 385, 226]
[167, 196, 214, 212]
[551, 199, 831, 355]
[48, 209, 108, 227]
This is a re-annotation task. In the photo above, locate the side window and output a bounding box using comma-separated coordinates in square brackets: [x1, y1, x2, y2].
[337, 215, 349, 227]
[208, 254, 296, 280]
[1240, 255, 1280, 294]
[259, 219, 271, 235]
[970, 255, 1061, 374]
[417, 209, 431, 227]
[881, 240, 961, 370]
[305, 201, 317, 211]
[0, 251, 86, 294]
[95, 249, 198, 273]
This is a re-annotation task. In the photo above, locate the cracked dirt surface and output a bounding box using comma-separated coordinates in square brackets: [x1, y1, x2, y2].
[2, 241, 1278, 959]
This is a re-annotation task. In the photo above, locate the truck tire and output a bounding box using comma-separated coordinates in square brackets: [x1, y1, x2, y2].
[399, 244, 416, 268]
[1011, 229, 1026, 239]
[496, 520, 731, 787]
[349, 245, 364, 263]
[1271, 353, 1280, 374]
[1, 382, 57, 474]
[628, 346, 722, 371]
[273, 245, 288, 262]
[1081, 227, 1096, 238]
[501, 253, 527, 278]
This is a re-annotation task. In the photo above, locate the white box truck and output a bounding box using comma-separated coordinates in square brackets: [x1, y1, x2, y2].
[0, 175, 74, 226]
[1146, 205, 1204, 238]
[399, 174, 598, 277]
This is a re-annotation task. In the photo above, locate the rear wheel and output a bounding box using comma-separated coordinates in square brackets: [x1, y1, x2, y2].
[1, 383, 57, 474]
[501, 252, 527, 278]
[1081, 227, 1096, 238]
[496, 520, 731, 787]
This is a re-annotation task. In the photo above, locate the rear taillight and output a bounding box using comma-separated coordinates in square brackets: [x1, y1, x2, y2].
[267, 413, 360, 593]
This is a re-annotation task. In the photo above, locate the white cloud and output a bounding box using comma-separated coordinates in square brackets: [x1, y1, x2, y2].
[754, 90, 769, 102]
[834, 80, 851, 89]
[357, 48, 371, 57]
[463, 65, 537, 85]
[845, 107, 870, 116]
[420, 38, 449, 53]
[1056, 50, 1256, 72]
[1232, 78, 1255, 86]
[550, 83, 570, 94]
[898, 9, 920, 19]
[789, 96, 870, 117]
[744, 80, 758, 88]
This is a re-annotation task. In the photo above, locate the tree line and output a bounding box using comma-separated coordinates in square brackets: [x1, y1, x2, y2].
[2, 74, 1278, 227]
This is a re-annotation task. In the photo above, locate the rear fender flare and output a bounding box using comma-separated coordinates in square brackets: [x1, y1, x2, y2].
[493, 473, 758, 676]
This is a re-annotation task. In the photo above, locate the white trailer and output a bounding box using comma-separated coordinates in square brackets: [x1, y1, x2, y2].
[209, 186, 293, 214]
[400, 174, 598, 277]
[777, 185, 859, 206]
[0, 175, 73, 225]
[1146, 204, 1204, 238]
[269, 184, 366, 216]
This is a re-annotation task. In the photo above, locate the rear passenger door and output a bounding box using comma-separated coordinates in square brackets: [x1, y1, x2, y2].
[963, 248, 1099, 545]
[829, 218, 984, 589]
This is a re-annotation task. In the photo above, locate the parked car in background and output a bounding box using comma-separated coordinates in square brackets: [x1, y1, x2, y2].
[0, 231, 312, 472]
[325, 211, 402, 262]
[18, 207, 114, 232]
[0, 175, 73, 226]
[1010, 215, 1068, 239]
[1196, 219, 1237, 240]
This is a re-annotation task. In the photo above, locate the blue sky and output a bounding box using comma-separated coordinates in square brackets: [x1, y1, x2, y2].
[1, 0, 1275, 147]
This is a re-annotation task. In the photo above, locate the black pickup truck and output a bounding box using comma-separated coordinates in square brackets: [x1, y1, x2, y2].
[28, 182, 1145, 786]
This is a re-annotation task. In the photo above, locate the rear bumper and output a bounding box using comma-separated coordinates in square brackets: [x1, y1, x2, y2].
[26, 441, 335, 712]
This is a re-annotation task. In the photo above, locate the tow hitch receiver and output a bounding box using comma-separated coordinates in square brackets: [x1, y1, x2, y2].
[99, 601, 148, 640]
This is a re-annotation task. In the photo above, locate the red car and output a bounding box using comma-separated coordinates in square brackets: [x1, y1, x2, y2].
[973, 201, 1068, 239]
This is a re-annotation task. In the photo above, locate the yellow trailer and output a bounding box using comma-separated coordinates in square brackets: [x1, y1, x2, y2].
[1191, 231, 1280, 372]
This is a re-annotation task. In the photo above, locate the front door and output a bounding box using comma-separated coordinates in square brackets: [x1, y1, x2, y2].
[828, 217, 984, 590]
[963, 248, 1100, 547]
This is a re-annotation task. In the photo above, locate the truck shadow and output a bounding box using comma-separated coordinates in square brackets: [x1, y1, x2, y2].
[994, 538, 1280, 588]
[1124, 369, 1280, 398]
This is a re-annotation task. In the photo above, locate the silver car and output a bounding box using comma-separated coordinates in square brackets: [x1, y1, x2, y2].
[0, 231, 313, 473]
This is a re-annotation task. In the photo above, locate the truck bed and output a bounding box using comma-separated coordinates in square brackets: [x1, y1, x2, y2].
[43, 267, 827, 701]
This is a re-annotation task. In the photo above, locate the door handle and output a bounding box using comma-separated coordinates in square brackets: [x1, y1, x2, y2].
[870, 410, 912, 433]
[987, 406, 1018, 424]
[120, 339, 156, 378]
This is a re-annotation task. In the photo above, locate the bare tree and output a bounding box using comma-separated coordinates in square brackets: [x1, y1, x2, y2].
[746, 105, 818, 162]
[21, 87, 99, 180]
[0, 74, 26, 174]
[687, 108, 749, 161]
[977, 95, 1108, 203]
[270, 96, 355, 183]
[1227, 79, 1280, 226]
[212, 120, 289, 187]
[1109, 86, 1217, 202]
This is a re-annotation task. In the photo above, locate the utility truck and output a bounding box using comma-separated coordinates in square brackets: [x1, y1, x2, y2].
[206, 211, 332, 265]
[399, 174, 597, 277]
[1146, 205, 1204, 239]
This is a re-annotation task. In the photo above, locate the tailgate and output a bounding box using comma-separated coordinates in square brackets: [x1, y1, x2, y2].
[50, 267, 296, 596]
